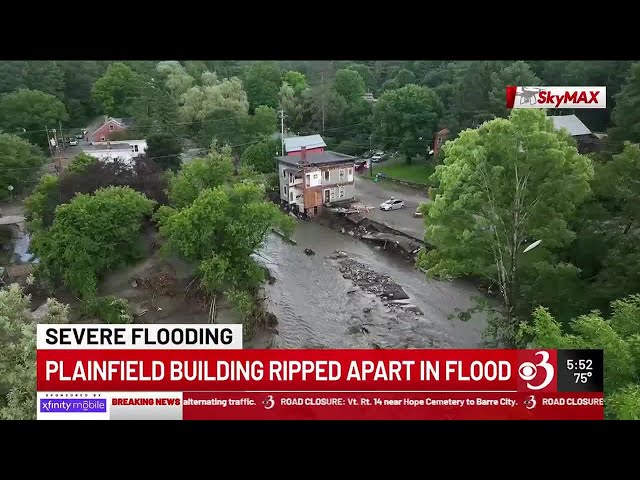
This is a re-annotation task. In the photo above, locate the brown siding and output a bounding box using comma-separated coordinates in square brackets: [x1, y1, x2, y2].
[303, 187, 323, 208]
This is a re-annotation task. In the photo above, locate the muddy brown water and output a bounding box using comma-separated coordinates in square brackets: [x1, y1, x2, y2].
[259, 220, 486, 349]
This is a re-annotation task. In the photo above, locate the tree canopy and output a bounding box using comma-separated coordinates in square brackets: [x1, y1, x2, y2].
[0, 133, 46, 200]
[373, 84, 443, 163]
[30, 186, 155, 298]
[0, 285, 69, 420]
[520, 294, 640, 420]
[418, 110, 593, 345]
[91, 62, 141, 117]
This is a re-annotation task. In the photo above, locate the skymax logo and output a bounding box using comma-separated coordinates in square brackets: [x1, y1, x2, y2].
[506, 86, 607, 109]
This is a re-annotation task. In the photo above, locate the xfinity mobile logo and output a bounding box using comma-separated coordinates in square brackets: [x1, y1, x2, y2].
[506, 86, 606, 109]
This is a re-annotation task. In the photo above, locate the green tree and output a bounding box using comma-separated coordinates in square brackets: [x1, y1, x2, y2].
[23, 61, 65, 99]
[23, 174, 60, 230]
[520, 294, 640, 420]
[609, 62, 640, 148]
[0, 89, 68, 151]
[345, 63, 378, 93]
[59, 60, 107, 126]
[145, 132, 183, 171]
[0, 284, 69, 420]
[449, 61, 508, 132]
[157, 61, 195, 98]
[91, 62, 141, 117]
[488, 61, 541, 118]
[333, 69, 366, 103]
[373, 84, 443, 163]
[179, 77, 249, 123]
[587, 143, 640, 307]
[241, 138, 279, 174]
[418, 110, 593, 346]
[158, 182, 294, 320]
[243, 61, 282, 111]
[282, 71, 308, 94]
[167, 150, 235, 208]
[30, 186, 155, 298]
[0, 133, 46, 200]
[67, 152, 97, 174]
[247, 105, 277, 139]
[382, 68, 417, 91]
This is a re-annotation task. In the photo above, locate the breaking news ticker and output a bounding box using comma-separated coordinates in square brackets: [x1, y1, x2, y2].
[36, 325, 605, 420]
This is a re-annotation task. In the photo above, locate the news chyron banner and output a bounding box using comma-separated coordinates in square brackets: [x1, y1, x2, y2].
[36, 325, 605, 420]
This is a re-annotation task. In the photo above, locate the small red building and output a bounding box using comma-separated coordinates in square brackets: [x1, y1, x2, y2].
[432, 128, 450, 160]
[88, 117, 132, 143]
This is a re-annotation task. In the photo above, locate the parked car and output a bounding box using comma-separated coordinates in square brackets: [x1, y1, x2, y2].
[69, 139, 78, 146]
[354, 160, 369, 172]
[380, 197, 405, 211]
[370, 151, 386, 163]
[75, 133, 83, 139]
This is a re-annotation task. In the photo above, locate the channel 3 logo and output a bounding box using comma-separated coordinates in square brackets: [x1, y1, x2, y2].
[518, 351, 555, 391]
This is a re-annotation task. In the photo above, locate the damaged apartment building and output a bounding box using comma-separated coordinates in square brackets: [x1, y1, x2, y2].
[276, 135, 357, 218]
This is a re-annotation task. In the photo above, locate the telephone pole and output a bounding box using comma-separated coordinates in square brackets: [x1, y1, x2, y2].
[44, 126, 55, 158]
[321, 74, 325, 135]
[279, 109, 285, 155]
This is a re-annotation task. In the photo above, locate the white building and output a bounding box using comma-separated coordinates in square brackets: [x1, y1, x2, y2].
[82, 140, 148, 164]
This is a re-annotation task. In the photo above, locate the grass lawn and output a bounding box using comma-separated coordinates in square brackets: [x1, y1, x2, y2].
[373, 160, 435, 185]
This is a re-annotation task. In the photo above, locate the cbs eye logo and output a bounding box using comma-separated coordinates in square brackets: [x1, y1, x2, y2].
[518, 351, 555, 390]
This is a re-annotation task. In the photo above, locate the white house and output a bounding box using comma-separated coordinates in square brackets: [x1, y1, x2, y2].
[82, 140, 148, 164]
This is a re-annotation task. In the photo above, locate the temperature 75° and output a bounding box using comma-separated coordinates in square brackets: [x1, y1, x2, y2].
[574, 372, 592, 383]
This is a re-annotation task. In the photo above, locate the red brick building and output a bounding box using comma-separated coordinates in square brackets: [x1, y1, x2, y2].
[87, 117, 132, 143]
[432, 128, 450, 160]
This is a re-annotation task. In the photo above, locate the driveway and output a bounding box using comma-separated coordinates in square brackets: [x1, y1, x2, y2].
[353, 174, 429, 241]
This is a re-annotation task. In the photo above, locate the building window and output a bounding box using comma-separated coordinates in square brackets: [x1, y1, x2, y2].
[109, 125, 114, 131]
[284, 186, 287, 196]
[339, 169, 345, 180]
[324, 170, 330, 181]
[314, 206, 318, 215]
[348, 168, 353, 176]
[283, 169, 287, 179]
[134, 145, 139, 152]
[305, 174, 310, 187]
[289, 191, 293, 202]
[339, 186, 345, 198]
[313, 173, 319, 180]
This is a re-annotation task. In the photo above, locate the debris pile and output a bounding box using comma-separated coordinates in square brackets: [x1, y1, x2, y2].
[336, 257, 409, 301]
[135, 268, 178, 297]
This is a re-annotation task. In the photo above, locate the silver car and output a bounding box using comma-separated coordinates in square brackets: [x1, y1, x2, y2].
[380, 198, 405, 211]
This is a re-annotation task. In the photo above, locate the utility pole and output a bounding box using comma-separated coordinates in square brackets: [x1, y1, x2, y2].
[280, 109, 285, 155]
[321, 73, 325, 135]
[45, 126, 55, 159]
[52, 128, 62, 174]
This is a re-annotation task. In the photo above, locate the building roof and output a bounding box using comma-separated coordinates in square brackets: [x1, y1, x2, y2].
[277, 150, 356, 167]
[91, 117, 131, 135]
[550, 115, 591, 136]
[83, 144, 133, 151]
[112, 117, 133, 127]
[283, 135, 327, 153]
[283, 167, 301, 175]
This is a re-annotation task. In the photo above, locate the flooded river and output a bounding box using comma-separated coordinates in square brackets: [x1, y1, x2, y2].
[8, 218, 486, 348]
[259, 221, 486, 349]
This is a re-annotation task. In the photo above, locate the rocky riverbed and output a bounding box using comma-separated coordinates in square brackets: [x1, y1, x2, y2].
[328, 251, 424, 316]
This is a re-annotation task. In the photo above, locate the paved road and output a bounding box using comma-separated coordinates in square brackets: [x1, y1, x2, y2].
[353, 174, 429, 241]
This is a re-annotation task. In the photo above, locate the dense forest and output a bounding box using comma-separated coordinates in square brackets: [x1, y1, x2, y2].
[1, 60, 639, 419]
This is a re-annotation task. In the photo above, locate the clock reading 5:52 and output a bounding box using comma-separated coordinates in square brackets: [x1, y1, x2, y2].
[566, 359, 593, 371]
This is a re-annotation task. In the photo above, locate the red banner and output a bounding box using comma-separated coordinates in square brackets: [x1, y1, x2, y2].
[38, 349, 559, 393]
[182, 392, 604, 420]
